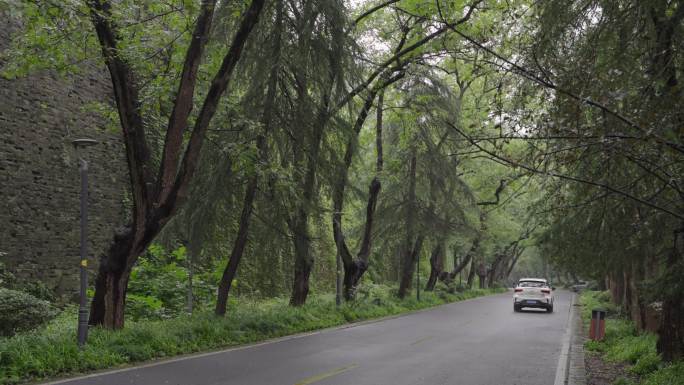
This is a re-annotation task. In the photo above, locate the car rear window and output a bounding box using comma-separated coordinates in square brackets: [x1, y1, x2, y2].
[518, 281, 546, 288]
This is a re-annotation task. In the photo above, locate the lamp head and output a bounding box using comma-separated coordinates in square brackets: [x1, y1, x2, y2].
[71, 138, 99, 148]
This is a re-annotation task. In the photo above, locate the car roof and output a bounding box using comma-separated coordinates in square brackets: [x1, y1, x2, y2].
[518, 278, 547, 283]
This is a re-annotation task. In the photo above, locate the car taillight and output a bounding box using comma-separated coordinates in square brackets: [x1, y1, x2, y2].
[514, 288, 523, 292]
[541, 289, 551, 294]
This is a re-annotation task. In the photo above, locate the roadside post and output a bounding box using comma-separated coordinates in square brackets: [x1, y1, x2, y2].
[589, 308, 607, 341]
[72, 138, 98, 348]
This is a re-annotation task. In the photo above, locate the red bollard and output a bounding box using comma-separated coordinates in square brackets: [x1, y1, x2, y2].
[589, 308, 607, 341]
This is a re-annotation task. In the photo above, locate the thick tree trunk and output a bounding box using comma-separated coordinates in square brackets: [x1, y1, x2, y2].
[658, 227, 684, 361]
[290, 210, 313, 306]
[609, 270, 625, 306]
[628, 261, 646, 331]
[89, 228, 141, 328]
[91, 269, 129, 328]
[399, 236, 425, 298]
[649, 5, 684, 362]
[425, 242, 444, 291]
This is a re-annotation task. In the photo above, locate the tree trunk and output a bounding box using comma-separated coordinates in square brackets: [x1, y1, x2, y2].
[89, 227, 143, 328]
[658, 226, 684, 361]
[186, 240, 196, 314]
[214, 1, 281, 316]
[398, 147, 419, 299]
[425, 242, 444, 291]
[333, 88, 381, 301]
[89, 233, 134, 328]
[290, 210, 313, 306]
[466, 257, 476, 288]
[629, 261, 646, 331]
[399, 236, 425, 298]
[648, 5, 684, 362]
[609, 270, 625, 306]
[487, 253, 506, 287]
[477, 261, 487, 289]
[446, 253, 471, 282]
[215, 176, 257, 315]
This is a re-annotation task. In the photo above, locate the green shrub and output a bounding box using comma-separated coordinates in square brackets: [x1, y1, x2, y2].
[16, 281, 55, 302]
[126, 293, 164, 320]
[597, 291, 612, 303]
[612, 378, 636, 385]
[0, 288, 57, 336]
[606, 333, 657, 364]
[585, 339, 606, 352]
[642, 361, 684, 385]
[630, 351, 661, 375]
[0, 261, 15, 288]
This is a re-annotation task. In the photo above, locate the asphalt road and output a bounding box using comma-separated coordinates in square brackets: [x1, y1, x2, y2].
[47, 290, 574, 385]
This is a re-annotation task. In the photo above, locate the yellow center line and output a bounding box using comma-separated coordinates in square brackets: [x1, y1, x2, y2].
[410, 335, 433, 346]
[294, 364, 359, 385]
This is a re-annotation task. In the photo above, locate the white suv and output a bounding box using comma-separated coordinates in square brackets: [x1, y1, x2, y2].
[513, 278, 555, 313]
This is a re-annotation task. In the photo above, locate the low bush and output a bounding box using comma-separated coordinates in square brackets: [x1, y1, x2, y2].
[630, 352, 661, 376]
[0, 288, 57, 337]
[0, 286, 505, 384]
[606, 334, 657, 365]
[641, 361, 684, 385]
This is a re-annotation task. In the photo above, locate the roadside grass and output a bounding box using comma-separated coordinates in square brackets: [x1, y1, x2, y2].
[579, 291, 684, 384]
[0, 285, 505, 385]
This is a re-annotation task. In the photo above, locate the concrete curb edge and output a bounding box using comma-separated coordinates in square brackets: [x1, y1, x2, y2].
[568, 293, 587, 385]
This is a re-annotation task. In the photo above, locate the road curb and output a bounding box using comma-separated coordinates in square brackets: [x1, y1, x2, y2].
[554, 293, 587, 385]
[568, 295, 587, 385]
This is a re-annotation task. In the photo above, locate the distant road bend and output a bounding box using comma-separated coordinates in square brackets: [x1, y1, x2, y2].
[46, 291, 573, 385]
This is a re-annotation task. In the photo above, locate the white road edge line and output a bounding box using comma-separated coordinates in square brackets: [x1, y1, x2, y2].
[38, 291, 509, 385]
[553, 293, 575, 385]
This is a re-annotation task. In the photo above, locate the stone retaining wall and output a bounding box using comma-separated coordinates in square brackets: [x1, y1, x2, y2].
[0, 16, 128, 299]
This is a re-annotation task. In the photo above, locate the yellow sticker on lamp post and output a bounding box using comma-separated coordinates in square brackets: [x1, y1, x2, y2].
[81, 259, 88, 267]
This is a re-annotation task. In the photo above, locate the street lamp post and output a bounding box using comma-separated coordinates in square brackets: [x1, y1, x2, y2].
[72, 138, 97, 349]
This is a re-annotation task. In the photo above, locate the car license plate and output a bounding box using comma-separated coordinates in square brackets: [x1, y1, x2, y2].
[525, 300, 536, 305]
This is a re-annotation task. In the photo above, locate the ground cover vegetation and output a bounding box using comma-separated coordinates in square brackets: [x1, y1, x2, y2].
[581, 291, 684, 385]
[0, 286, 504, 384]
[1, 0, 684, 382]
